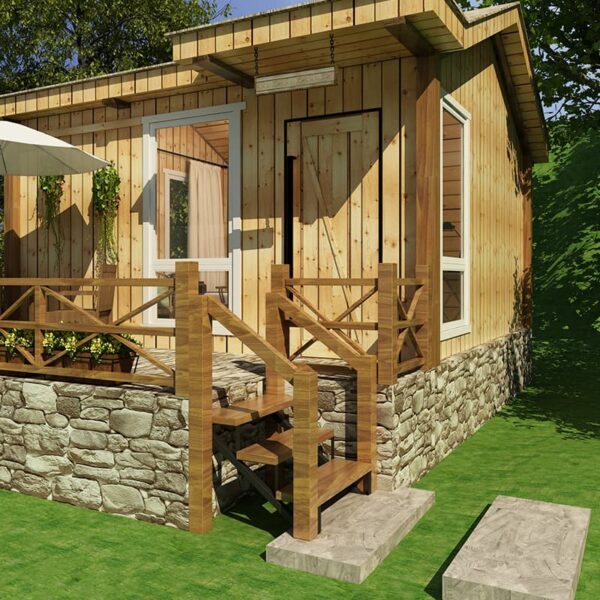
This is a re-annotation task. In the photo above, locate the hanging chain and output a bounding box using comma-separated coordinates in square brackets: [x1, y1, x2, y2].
[254, 46, 259, 77]
[329, 32, 335, 65]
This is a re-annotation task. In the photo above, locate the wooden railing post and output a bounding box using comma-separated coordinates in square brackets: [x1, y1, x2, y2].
[175, 261, 199, 396]
[377, 263, 399, 385]
[34, 286, 45, 366]
[266, 264, 290, 398]
[356, 354, 378, 493]
[293, 365, 319, 541]
[188, 294, 214, 534]
[415, 265, 431, 369]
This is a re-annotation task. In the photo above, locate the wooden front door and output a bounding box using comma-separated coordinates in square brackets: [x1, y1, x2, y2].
[286, 112, 380, 352]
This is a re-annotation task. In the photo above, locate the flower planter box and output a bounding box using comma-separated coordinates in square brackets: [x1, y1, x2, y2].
[0, 349, 28, 364]
[63, 352, 135, 373]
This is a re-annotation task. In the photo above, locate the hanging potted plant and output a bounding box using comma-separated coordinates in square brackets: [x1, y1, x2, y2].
[92, 164, 121, 266]
[39, 175, 65, 262]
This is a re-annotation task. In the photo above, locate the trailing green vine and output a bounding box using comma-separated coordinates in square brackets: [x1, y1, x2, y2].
[92, 164, 121, 266]
[39, 175, 65, 262]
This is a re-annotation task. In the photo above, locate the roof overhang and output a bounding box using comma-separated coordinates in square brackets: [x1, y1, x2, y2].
[0, 0, 547, 162]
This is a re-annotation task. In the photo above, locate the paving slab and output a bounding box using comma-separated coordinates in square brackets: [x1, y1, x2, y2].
[266, 487, 435, 584]
[443, 495, 591, 600]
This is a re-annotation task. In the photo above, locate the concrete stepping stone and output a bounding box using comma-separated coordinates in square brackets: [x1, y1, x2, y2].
[443, 495, 591, 600]
[267, 487, 435, 583]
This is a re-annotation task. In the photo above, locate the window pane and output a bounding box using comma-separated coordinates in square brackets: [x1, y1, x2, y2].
[442, 109, 463, 258]
[443, 270, 462, 323]
[169, 179, 189, 259]
[156, 120, 229, 260]
[154, 271, 229, 320]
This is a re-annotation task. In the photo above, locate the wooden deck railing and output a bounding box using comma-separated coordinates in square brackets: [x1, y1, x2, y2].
[0, 276, 177, 387]
[267, 263, 430, 386]
[0, 262, 430, 541]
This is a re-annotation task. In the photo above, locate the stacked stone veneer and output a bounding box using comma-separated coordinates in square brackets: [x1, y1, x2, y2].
[318, 330, 532, 490]
[0, 331, 530, 530]
[0, 382, 192, 527]
[0, 373, 260, 530]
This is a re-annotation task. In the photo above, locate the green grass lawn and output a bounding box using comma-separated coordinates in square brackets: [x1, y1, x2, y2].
[0, 336, 598, 599]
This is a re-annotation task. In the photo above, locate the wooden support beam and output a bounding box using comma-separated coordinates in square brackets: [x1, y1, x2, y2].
[377, 263, 399, 385]
[175, 261, 199, 397]
[293, 365, 319, 541]
[415, 55, 441, 369]
[266, 264, 290, 398]
[102, 97, 131, 110]
[355, 355, 378, 494]
[192, 55, 254, 88]
[386, 17, 434, 56]
[188, 293, 214, 534]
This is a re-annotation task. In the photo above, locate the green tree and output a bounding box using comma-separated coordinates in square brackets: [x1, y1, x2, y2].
[0, 0, 230, 94]
[456, 0, 598, 125]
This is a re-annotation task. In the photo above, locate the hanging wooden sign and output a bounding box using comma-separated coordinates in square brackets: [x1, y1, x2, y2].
[255, 66, 337, 96]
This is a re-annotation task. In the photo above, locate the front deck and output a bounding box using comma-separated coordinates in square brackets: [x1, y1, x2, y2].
[0, 261, 432, 541]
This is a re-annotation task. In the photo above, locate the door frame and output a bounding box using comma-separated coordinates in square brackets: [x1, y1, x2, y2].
[283, 109, 383, 274]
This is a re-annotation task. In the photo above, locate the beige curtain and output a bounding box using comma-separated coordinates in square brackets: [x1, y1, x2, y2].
[188, 160, 228, 298]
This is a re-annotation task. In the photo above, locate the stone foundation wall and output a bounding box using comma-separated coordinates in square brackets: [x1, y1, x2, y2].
[376, 330, 531, 489]
[0, 382, 192, 527]
[0, 331, 531, 529]
[317, 330, 532, 489]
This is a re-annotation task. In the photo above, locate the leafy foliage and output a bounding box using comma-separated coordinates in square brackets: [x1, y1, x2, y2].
[455, 0, 599, 124]
[39, 175, 66, 263]
[169, 179, 190, 259]
[2, 328, 141, 361]
[0, 0, 230, 94]
[532, 126, 600, 337]
[92, 164, 120, 265]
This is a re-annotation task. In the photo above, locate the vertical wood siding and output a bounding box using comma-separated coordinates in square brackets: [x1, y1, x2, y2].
[8, 42, 525, 359]
[439, 41, 526, 359]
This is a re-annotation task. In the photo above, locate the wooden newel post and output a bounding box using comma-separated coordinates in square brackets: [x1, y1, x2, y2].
[175, 261, 199, 397]
[266, 264, 290, 398]
[377, 263, 399, 385]
[293, 365, 319, 541]
[356, 354, 378, 494]
[188, 293, 214, 534]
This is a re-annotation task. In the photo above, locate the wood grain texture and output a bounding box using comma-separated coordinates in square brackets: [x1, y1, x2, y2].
[415, 55, 441, 369]
[187, 293, 214, 534]
[292, 365, 320, 540]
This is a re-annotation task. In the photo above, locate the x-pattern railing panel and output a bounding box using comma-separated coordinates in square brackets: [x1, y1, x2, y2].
[0, 278, 177, 386]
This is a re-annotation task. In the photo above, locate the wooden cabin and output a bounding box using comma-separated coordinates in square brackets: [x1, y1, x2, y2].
[0, 0, 547, 541]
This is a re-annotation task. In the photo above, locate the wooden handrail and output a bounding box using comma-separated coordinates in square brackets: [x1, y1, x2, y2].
[0, 277, 175, 288]
[207, 296, 298, 382]
[285, 277, 377, 286]
[272, 263, 429, 386]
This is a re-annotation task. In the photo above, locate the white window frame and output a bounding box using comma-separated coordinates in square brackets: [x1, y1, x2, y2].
[142, 103, 245, 336]
[440, 93, 471, 341]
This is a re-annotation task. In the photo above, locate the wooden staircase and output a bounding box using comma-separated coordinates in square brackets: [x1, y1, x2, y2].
[179, 260, 377, 542]
[179, 260, 430, 542]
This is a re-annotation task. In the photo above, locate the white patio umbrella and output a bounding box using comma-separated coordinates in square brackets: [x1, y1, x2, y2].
[0, 120, 109, 175]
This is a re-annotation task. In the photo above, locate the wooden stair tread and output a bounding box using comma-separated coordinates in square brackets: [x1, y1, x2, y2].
[277, 459, 371, 506]
[236, 427, 334, 466]
[212, 394, 293, 426]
